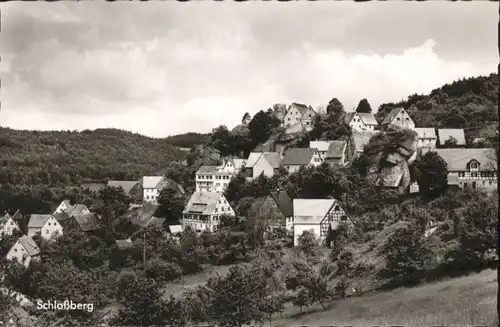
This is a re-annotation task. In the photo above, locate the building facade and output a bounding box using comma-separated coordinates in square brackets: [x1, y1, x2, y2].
[182, 192, 235, 233]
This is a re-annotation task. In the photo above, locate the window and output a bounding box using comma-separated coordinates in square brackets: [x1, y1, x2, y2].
[397, 117, 401, 121]
[471, 172, 478, 178]
[14, 248, 17, 252]
[470, 162, 478, 169]
[334, 205, 339, 211]
[458, 172, 465, 177]
[46, 230, 49, 234]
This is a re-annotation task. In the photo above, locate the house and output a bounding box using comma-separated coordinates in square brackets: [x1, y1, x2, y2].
[64, 213, 101, 233]
[309, 141, 332, 159]
[182, 192, 235, 233]
[380, 108, 415, 130]
[435, 148, 497, 192]
[115, 238, 133, 250]
[0, 213, 20, 239]
[299, 106, 317, 131]
[345, 130, 378, 162]
[437, 128, 466, 147]
[107, 180, 143, 201]
[195, 160, 240, 193]
[293, 199, 348, 247]
[6, 235, 40, 267]
[142, 176, 171, 204]
[324, 141, 348, 167]
[247, 190, 294, 231]
[283, 103, 309, 128]
[27, 215, 63, 240]
[282, 148, 322, 174]
[243, 152, 282, 181]
[413, 128, 437, 156]
[345, 112, 379, 131]
[220, 157, 246, 174]
[53, 200, 90, 216]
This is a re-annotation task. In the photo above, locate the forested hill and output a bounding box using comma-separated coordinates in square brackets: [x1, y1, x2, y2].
[164, 132, 209, 148]
[0, 128, 185, 187]
[376, 73, 499, 141]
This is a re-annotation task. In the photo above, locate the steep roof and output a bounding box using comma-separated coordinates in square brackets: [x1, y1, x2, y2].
[142, 176, 164, 189]
[18, 236, 40, 257]
[72, 213, 101, 232]
[435, 148, 496, 171]
[437, 129, 466, 145]
[115, 238, 133, 250]
[67, 204, 88, 217]
[262, 152, 282, 168]
[325, 141, 347, 159]
[357, 112, 379, 126]
[53, 212, 71, 224]
[290, 103, 309, 116]
[282, 148, 315, 166]
[27, 215, 53, 228]
[309, 141, 332, 152]
[183, 192, 222, 216]
[381, 107, 404, 125]
[269, 190, 294, 217]
[245, 152, 263, 168]
[107, 181, 140, 195]
[293, 199, 336, 224]
[413, 128, 437, 139]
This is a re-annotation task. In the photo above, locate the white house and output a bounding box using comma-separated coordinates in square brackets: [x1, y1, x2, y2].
[53, 200, 90, 216]
[293, 199, 348, 247]
[345, 112, 379, 131]
[435, 148, 497, 192]
[220, 158, 246, 174]
[282, 148, 322, 174]
[300, 106, 317, 131]
[142, 176, 169, 204]
[195, 166, 236, 193]
[6, 235, 40, 267]
[380, 108, 415, 130]
[181, 192, 235, 233]
[243, 152, 282, 181]
[413, 128, 437, 149]
[283, 103, 309, 128]
[27, 214, 63, 240]
[309, 141, 332, 159]
[0, 213, 20, 239]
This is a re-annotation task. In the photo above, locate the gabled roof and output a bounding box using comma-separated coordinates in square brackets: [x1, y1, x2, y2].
[437, 129, 466, 145]
[245, 152, 263, 168]
[309, 141, 332, 152]
[269, 190, 294, 217]
[183, 192, 223, 216]
[325, 141, 347, 159]
[72, 213, 101, 232]
[53, 212, 71, 226]
[67, 204, 88, 217]
[435, 148, 496, 171]
[107, 181, 141, 195]
[245, 152, 282, 169]
[18, 236, 40, 257]
[413, 128, 437, 139]
[27, 215, 53, 228]
[293, 199, 336, 224]
[290, 103, 309, 116]
[115, 238, 133, 250]
[356, 112, 379, 126]
[282, 148, 315, 166]
[381, 107, 404, 125]
[142, 176, 164, 189]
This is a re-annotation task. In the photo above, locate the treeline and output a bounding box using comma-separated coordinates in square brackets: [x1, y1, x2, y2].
[0, 128, 184, 187]
[164, 132, 209, 148]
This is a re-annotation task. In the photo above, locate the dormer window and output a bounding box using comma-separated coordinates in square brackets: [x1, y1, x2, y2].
[469, 160, 479, 171]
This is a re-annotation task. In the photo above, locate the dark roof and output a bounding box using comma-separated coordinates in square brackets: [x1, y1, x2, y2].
[72, 213, 101, 232]
[381, 108, 404, 125]
[262, 152, 282, 168]
[282, 148, 315, 165]
[435, 148, 496, 171]
[107, 181, 141, 195]
[115, 238, 133, 249]
[290, 103, 309, 115]
[269, 190, 294, 217]
[325, 141, 347, 158]
[53, 212, 71, 225]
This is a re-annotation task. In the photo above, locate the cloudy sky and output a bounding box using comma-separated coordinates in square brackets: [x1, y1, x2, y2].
[0, 2, 497, 138]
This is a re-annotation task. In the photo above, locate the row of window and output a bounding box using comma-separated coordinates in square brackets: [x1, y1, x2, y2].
[144, 195, 157, 200]
[197, 174, 231, 180]
[457, 171, 496, 178]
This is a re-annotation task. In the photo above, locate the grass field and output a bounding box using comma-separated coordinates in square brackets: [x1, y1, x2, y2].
[269, 268, 498, 327]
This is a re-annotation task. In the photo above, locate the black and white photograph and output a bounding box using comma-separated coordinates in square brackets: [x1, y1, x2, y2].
[0, 2, 498, 326]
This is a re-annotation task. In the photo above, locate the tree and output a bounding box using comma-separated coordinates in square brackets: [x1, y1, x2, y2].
[326, 98, 345, 115]
[355, 98, 373, 113]
[412, 151, 448, 197]
[98, 186, 130, 229]
[208, 125, 233, 157]
[241, 112, 252, 124]
[117, 277, 166, 326]
[156, 183, 185, 222]
[443, 136, 459, 148]
[297, 230, 319, 259]
[248, 110, 280, 147]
